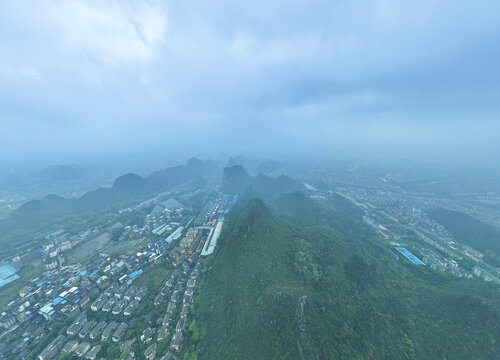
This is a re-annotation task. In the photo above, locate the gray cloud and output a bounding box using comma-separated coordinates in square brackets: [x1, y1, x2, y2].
[0, 0, 499, 163]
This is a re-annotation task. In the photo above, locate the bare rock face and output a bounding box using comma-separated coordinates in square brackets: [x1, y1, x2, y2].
[296, 295, 319, 360]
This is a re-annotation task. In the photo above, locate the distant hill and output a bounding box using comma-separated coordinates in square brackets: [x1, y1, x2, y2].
[221, 165, 306, 199]
[2, 158, 213, 231]
[428, 208, 500, 267]
[221, 165, 253, 193]
[226, 156, 241, 168]
[147, 157, 213, 192]
[274, 191, 368, 240]
[112, 173, 148, 190]
[183, 197, 500, 360]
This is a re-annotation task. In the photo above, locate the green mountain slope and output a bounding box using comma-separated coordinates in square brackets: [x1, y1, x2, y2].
[428, 208, 500, 266]
[184, 197, 500, 360]
[221, 165, 253, 193]
[4, 158, 211, 226]
[0, 158, 214, 256]
[274, 192, 366, 237]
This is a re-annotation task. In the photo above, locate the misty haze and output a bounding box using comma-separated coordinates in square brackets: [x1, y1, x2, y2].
[0, 1, 499, 360]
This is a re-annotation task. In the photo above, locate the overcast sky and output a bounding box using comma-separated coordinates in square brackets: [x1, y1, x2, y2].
[1, 0, 499, 164]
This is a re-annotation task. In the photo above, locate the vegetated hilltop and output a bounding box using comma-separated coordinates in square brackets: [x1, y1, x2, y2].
[183, 194, 500, 360]
[221, 165, 253, 193]
[428, 208, 500, 267]
[221, 165, 305, 198]
[8, 157, 211, 222]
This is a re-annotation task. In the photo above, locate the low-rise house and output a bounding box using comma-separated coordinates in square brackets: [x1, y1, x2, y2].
[186, 278, 196, 288]
[85, 345, 101, 360]
[63, 304, 82, 318]
[170, 292, 179, 303]
[115, 284, 128, 299]
[173, 255, 185, 267]
[157, 325, 170, 341]
[165, 278, 175, 288]
[159, 285, 169, 296]
[175, 317, 186, 333]
[67, 318, 87, 336]
[141, 327, 153, 344]
[104, 283, 118, 297]
[183, 296, 194, 305]
[160, 352, 178, 360]
[170, 332, 183, 352]
[154, 293, 165, 306]
[112, 323, 128, 342]
[61, 340, 78, 354]
[166, 301, 177, 314]
[162, 313, 173, 327]
[187, 254, 198, 264]
[101, 321, 117, 342]
[75, 342, 91, 357]
[180, 304, 189, 318]
[79, 320, 96, 338]
[120, 339, 135, 353]
[78, 295, 90, 308]
[135, 286, 148, 301]
[102, 297, 116, 312]
[89, 321, 107, 340]
[174, 282, 184, 293]
[0, 314, 17, 328]
[90, 294, 106, 311]
[112, 298, 127, 315]
[123, 299, 139, 316]
[144, 343, 157, 360]
[185, 287, 194, 297]
[38, 334, 65, 360]
[124, 285, 137, 301]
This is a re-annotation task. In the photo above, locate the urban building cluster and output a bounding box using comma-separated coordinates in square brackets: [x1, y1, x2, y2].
[305, 163, 500, 284]
[0, 189, 235, 359]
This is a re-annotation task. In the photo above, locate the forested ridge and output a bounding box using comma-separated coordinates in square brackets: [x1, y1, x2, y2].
[183, 194, 500, 360]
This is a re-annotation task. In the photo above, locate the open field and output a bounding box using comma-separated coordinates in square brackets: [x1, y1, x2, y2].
[66, 233, 110, 263]
[105, 237, 147, 256]
[0, 265, 46, 308]
[134, 263, 171, 292]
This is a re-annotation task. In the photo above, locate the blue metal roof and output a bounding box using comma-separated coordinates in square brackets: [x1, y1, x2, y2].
[0, 274, 20, 288]
[40, 304, 53, 313]
[89, 269, 99, 278]
[52, 297, 64, 305]
[0, 265, 16, 279]
[128, 269, 144, 279]
[395, 247, 425, 266]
